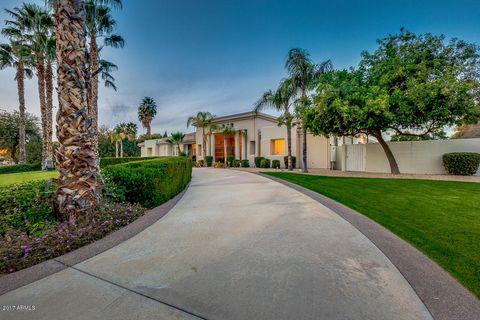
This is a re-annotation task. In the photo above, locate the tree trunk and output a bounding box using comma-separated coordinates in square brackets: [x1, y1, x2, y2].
[88, 33, 99, 154]
[146, 123, 151, 135]
[177, 145, 181, 156]
[223, 135, 227, 166]
[372, 130, 400, 174]
[120, 140, 123, 158]
[35, 54, 48, 170]
[115, 140, 118, 158]
[54, 0, 100, 217]
[16, 63, 26, 164]
[301, 126, 308, 172]
[45, 60, 54, 168]
[286, 124, 292, 171]
[202, 128, 207, 167]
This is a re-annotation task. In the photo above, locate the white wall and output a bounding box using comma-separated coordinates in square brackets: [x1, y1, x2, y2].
[358, 138, 480, 175]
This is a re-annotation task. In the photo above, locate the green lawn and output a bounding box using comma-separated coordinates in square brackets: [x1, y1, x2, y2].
[264, 172, 480, 298]
[0, 170, 58, 186]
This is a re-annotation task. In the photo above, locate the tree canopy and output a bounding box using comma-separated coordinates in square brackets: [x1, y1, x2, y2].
[306, 29, 480, 174]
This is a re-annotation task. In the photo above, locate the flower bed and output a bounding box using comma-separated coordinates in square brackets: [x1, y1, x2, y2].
[0, 157, 192, 274]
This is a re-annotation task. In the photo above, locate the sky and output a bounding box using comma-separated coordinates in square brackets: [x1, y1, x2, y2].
[1, 0, 480, 137]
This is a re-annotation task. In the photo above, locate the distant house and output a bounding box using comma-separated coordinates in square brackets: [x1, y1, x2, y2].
[452, 123, 480, 139]
[138, 132, 196, 157]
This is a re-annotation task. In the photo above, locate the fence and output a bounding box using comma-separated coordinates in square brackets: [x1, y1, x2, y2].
[335, 138, 480, 175]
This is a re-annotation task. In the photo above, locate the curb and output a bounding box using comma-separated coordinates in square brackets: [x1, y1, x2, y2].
[0, 185, 189, 296]
[257, 172, 480, 320]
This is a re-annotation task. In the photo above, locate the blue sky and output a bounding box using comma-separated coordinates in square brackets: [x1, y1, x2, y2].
[1, 0, 479, 136]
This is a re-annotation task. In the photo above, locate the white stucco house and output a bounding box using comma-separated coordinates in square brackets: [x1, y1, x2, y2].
[139, 111, 347, 169]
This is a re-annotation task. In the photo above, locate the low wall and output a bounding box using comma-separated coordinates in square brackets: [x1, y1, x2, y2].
[365, 138, 480, 175]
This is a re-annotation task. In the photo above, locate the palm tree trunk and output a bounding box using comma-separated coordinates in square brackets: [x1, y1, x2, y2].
[147, 122, 151, 135]
[286, 124, 292, 171]
[16, 63, 26, 164]
[54, 0, 99, 217]
[35, 54, 48, 170]
[302, 126, 308, 172]
[88, 33, 99, 154]
[202, 128, 207, 167]
[45, 60, 54, 168]
[115, 140, 118, 158]
[371, 130, 400, 174]
[120, 140, 123, 158]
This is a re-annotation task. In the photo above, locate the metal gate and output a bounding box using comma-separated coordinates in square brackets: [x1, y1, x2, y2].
[345, 144, 366, 172]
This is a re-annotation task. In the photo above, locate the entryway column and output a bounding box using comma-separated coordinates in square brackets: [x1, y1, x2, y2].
[210, 133, 215, 161]
[242, 130, 247, 160]
[235, 130, 240, 159]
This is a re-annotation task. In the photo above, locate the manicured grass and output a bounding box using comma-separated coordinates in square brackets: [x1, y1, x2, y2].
[0, 170, 58, 186]
[264, 172, 480, 298]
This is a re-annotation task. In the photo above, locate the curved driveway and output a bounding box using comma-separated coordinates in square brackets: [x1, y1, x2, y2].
[0, 168, 432, 320]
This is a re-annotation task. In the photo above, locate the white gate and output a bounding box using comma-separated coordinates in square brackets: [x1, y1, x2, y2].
[345, 144, 366, 172]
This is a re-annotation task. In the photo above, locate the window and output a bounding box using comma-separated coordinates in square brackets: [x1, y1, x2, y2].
[271, 139, 285, 155]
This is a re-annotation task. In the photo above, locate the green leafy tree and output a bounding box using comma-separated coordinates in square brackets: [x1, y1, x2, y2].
[285, 48, 332, 172]
[0, 110, 41, 164]
[254, 78, 296, 170]
[167, 131, 185, 155]
[138, 97, 157, 135]
[307, 29, 480, 174]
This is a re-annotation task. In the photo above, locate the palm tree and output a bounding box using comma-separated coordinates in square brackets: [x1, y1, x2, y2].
[0, 41, 33, 164]
[4, 3, 55, 169]
[286, 48, 332, 172]
[167, 132, 185, 155]
[85, 0, 124, 152]
[187, 111, 215, 166]
[113, 121, 136, 158]
[52, 0, 99, 216]
[254, 78, 296, 170]
[219, 124, 235, 165]
[138, 97, 157, 135]
[44, 35, 56, 166]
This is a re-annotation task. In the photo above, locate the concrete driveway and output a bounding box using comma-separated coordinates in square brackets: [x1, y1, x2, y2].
[0, 168, 432, 320]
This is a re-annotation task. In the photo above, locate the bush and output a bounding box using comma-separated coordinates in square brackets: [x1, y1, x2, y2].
[232, 159, 240, 167]
[103, 157, 192, 208]
[214, 162, 225, 168]
[240, 159, 249, 168]
[254, 157, 264, 168]
[283, 156, 296, 169]
[195, 160, 204, 167]
[443, 153, 480, 175]
[272, 160, 280, 169]
[205, 156, 213, 167]
[260, 158, 271, 168]
[227, 155, 235, 167]
[0, 163, 41, 175]
[100, 156, 157, 168]
[191, 155, 196, 162]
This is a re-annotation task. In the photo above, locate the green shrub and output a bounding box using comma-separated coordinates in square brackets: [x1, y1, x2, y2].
[260, 158, 271, 168]
[205, 156, 213, 167]
[272, 159, 280, 169]
[443, 153, 480, 175]
[227, 155, 235, 167]
[100, 156, 157, 168]
[240, 159, 249, 168]
[283, 156, 296, 169]
[191, 155, 196, 162]
[254, 157, 264, 168]
[103, 157, 192, 208]
[0, 163, 41, 175]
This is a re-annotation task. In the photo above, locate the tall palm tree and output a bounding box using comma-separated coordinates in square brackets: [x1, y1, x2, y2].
[4, 3, 55, 169]
[254, 78, 296, 170]
[85, 0, 124, 152]
[219, 123, 235, 165]
[187, 111, 215, 166]
[167, 132, 185, 155]
[52, 0, 99, 216]
[113, 121, 136, 158]
[138, 97, 157, 135]
[44, 35, 56, 166]
[286, 48, 332, 172]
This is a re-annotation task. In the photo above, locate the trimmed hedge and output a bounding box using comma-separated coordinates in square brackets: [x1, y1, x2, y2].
[0, 163, 41, 175]
[260, 158, 271, 168]
[100, 156, 158, 168]
[283, 156, 296, 169]
[272, 159, 280, 169]
[205, 156, 213, 167]
[227, 155, 235, 167]
[103, 157, 192, 208]
[443, 153, 480, 176]
[240, 159, 249, 168]
[254, 157, 264, 168]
